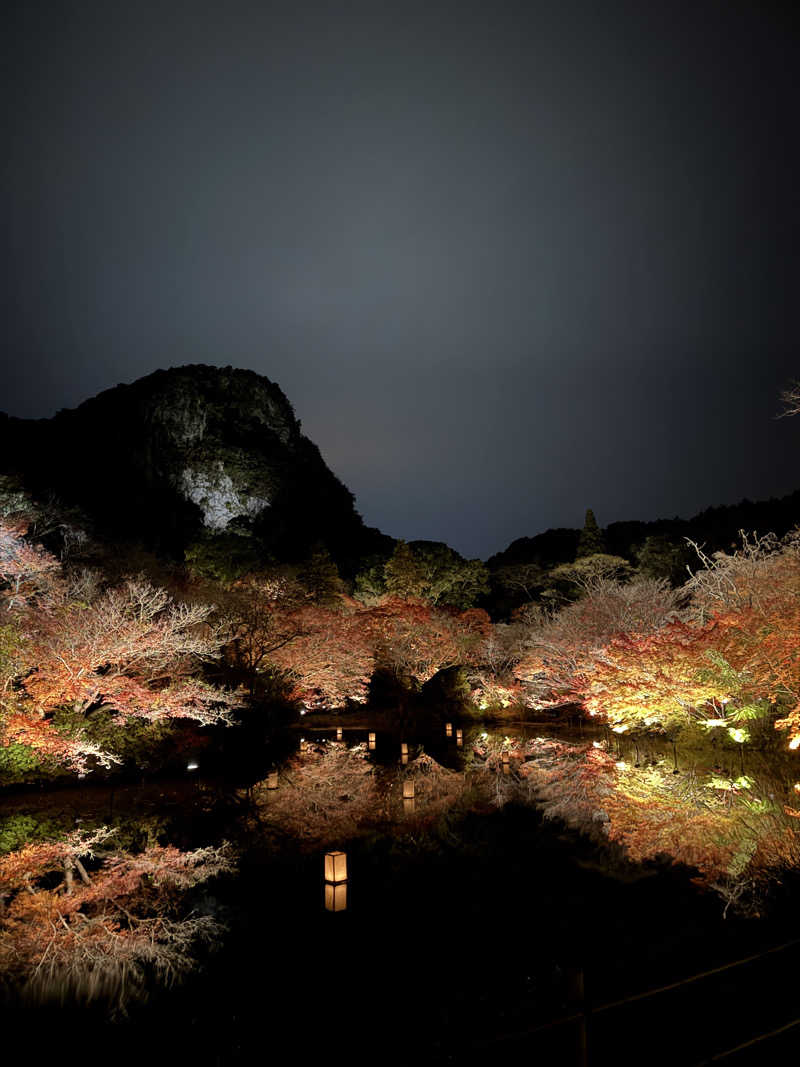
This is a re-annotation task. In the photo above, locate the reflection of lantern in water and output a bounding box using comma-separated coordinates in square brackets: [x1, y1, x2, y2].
[456, 729, 463, 746]
[336, 727, 343, 741]
[324, 881, 347, 912]
[502, 763, 510, 776]
[267, 771, 279, 789]
[403, 780, 415, 799]
[445, 723, 453, 737]
[368, 732, 376, 750]
[403, 797, 416, 815]
[324, 851, 348, 883]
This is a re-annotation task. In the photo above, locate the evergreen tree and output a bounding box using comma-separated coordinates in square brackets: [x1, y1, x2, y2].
[298, 546, 345, 602]
[384, 541, 426, 599]
[636, 536, 689, 585]
[353, 555, 389, 605]
[577, 508, 605, 558]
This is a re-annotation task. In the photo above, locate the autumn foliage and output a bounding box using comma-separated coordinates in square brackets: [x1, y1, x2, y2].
[0, 828, 233, 1009]
[0, 521, 237, 772]
[221, 576, 492, 709]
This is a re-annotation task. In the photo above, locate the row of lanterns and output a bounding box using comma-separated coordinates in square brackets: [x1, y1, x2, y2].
[330, 726, 465, 750]
[268, 725, 469, 798]
[445, 723, 463, 745]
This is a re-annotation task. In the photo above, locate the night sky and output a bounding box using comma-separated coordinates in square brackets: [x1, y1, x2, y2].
[3, 1, 800, 559]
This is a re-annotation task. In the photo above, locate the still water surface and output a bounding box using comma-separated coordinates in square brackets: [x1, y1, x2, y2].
[3, 720, 800, 1066]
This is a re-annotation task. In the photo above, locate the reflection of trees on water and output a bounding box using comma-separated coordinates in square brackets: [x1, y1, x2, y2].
[249, 729, 800, 917]
[0, 828, 234, 1012]
[248, 741, 479, 845]
[503, 731, 800, 917]
[3, 722, 800, 1012]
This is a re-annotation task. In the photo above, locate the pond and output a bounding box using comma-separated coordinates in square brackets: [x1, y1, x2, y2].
[2, 719, 800, 1066]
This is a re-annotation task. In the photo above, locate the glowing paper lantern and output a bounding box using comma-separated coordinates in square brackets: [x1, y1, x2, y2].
[336, 727, 343, 741]
[403, 780, 415, 799]
[368, 731, 376, 750]
[456, 729, 463, 746]
[445, 723, 453, 737]
[324, 851, 348, 883]
[267, 772, 279, 789]
[401, 743, 408, 756]
[324, 881, 347, 912]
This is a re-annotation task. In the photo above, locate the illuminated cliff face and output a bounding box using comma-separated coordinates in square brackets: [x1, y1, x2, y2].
[179, 463, 271, 531]
[0, 364, 365, 558]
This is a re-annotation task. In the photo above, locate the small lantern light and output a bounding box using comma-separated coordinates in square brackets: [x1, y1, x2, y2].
[267, 771, 279, 790]
[456, 729, 463, 746]
[336, 727, 343, 741]
[324, 881, 347, 912]
[445, 722, 453, 737]
[187, 761, 199, 772]
[368, 731, 376, 750]
[324, 851, 348, 883]
[403, 780, 415, 799]
[401, 742, 408, 756]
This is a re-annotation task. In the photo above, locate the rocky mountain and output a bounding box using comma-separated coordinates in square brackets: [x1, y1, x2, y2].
[0, 364, 385, 566]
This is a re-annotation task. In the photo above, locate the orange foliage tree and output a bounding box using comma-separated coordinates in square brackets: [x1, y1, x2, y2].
[266, 601, 375, 708]
[580, 621, 730, 733]
[362, 598, 491, 689]
[683, 532, 800, 747]
[0, 522, 237, 772]
[514, 577, 682, 708]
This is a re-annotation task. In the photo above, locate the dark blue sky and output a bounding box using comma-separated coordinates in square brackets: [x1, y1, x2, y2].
[4, 1, 800, 558]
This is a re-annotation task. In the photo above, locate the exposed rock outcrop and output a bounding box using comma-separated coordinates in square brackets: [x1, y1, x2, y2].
[0, 364, 382, 565]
